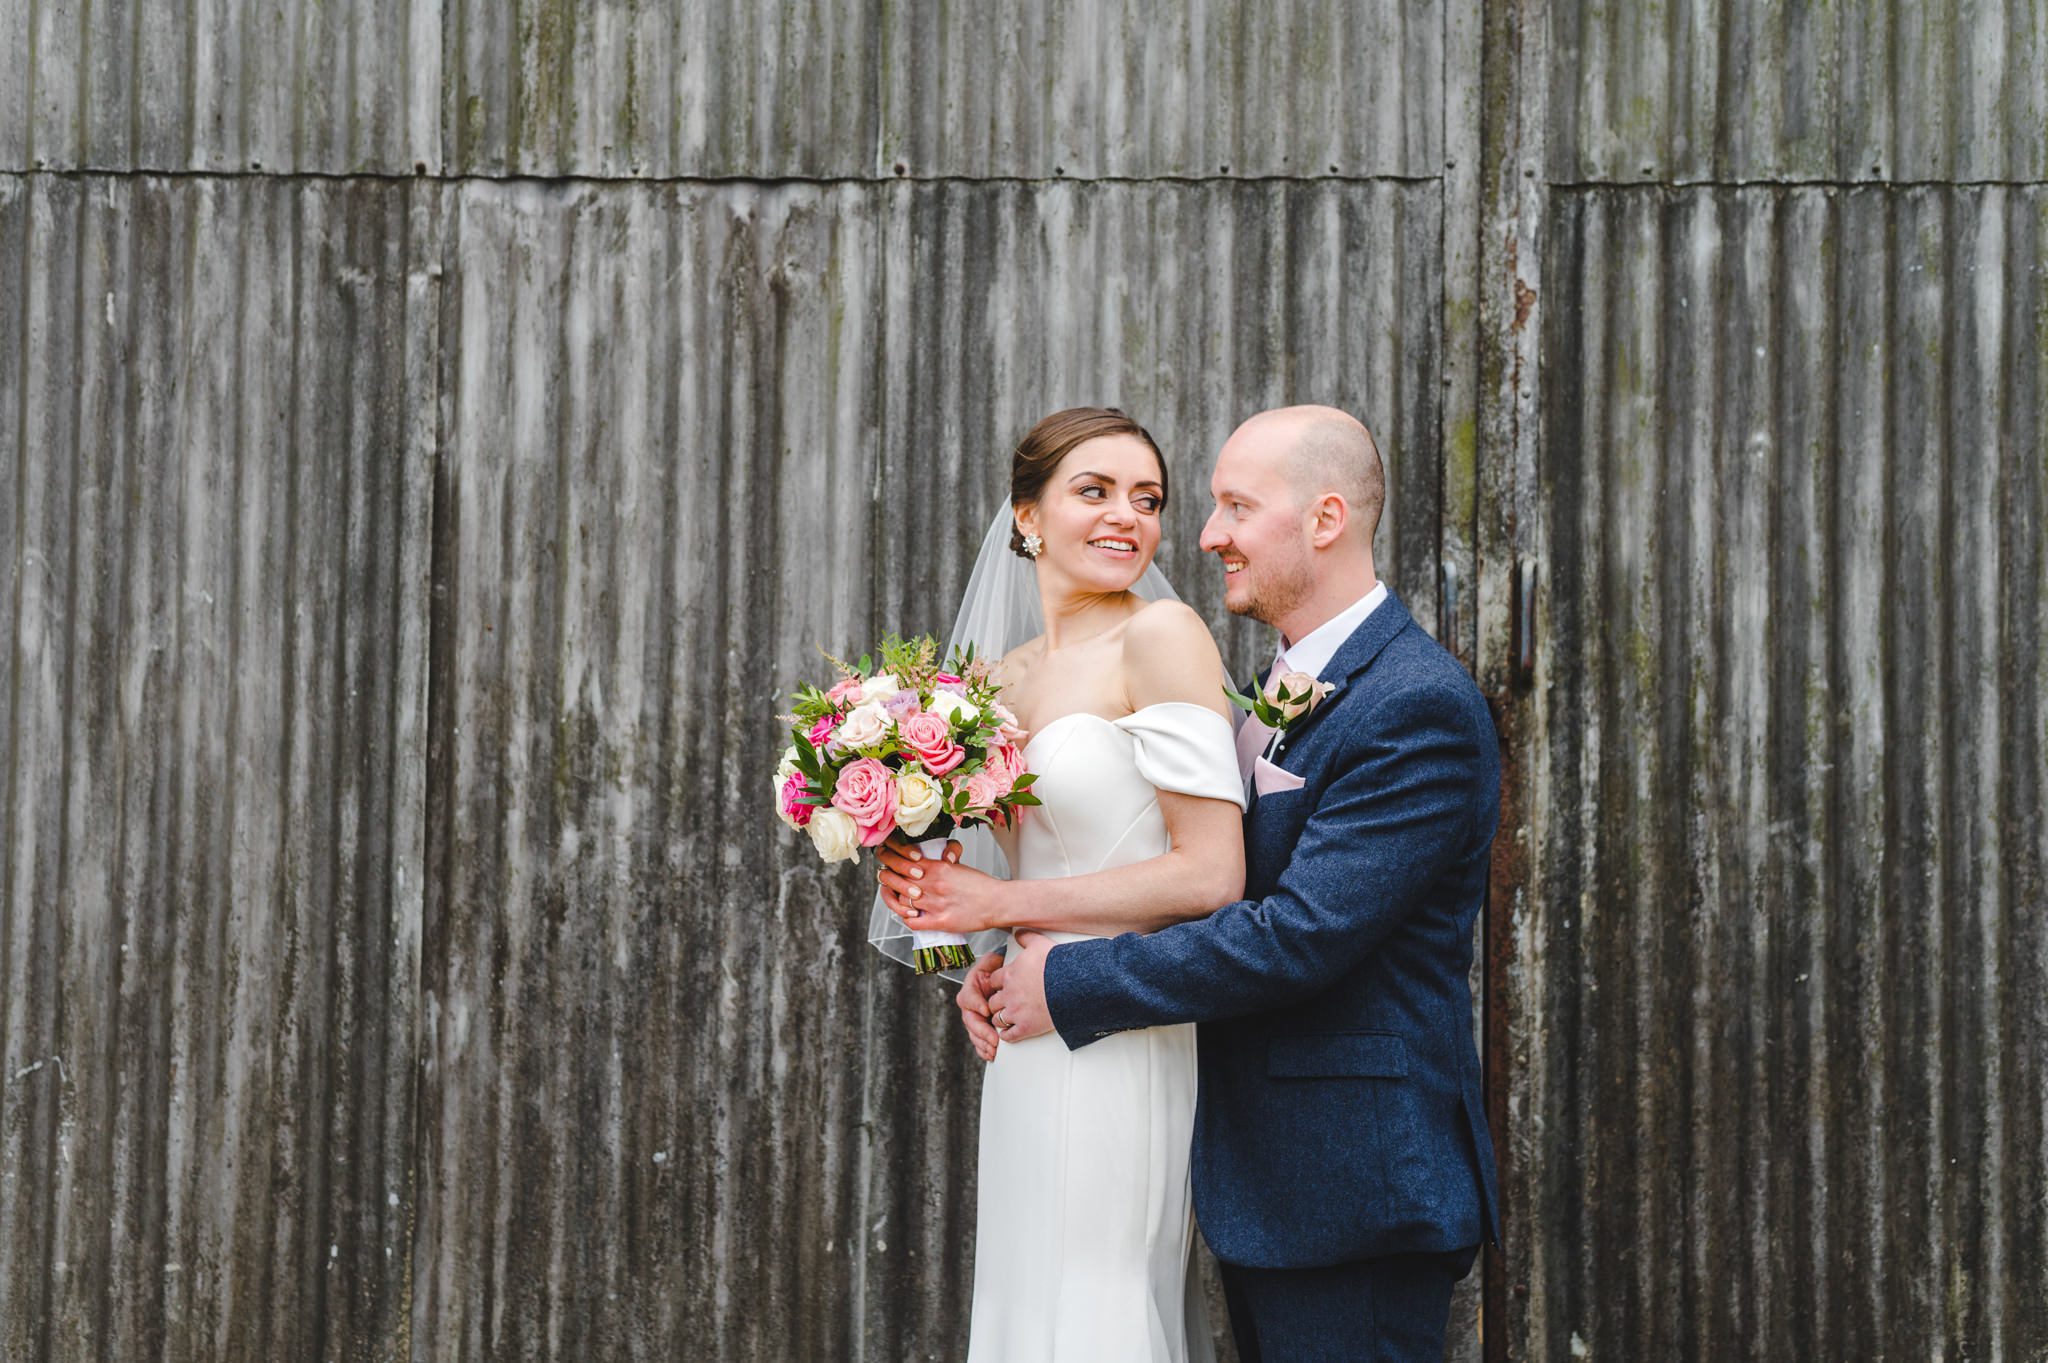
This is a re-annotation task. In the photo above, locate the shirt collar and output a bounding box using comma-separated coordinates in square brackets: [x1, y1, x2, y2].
[1274, 581, 1389, 681]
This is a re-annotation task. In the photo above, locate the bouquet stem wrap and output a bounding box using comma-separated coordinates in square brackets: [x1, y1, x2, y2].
[908, 836, 977, 975]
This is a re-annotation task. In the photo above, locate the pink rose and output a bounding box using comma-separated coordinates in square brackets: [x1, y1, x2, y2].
[826, 676, 864, 705]
[962, 768, 1006, 813]
[995, 745, 1026, 796]
[932, 673, 963, 686]
[777, 773, 815, 828]
[830, 757, 897, 846]
[808, 712, 841, 748]
[990, 702, 1028, 745]
[898, 710, 966, 776]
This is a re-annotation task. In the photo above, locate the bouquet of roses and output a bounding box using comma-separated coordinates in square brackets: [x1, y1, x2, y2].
[775, 634, 1039, 973]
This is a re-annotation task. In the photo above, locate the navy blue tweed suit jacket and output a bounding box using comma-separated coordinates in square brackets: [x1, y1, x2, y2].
[1042, 592, 1501, 1268]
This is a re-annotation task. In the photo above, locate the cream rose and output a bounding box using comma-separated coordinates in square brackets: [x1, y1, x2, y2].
[894, 770, 943, 838]
[1264, 670, 1332, 724]
[805, 807, 862, 863]
[857, 672, 902, 704]
[776, 745, 801, 779]
[927, 690, 981, 726]
[835, 701, 892, 751]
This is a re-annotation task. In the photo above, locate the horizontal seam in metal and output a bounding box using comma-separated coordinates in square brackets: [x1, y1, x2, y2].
[1546, 176, 2048, 190]
[0, 167, 1449, 188]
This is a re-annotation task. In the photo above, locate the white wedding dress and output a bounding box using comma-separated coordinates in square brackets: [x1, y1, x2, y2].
[966, 701, 1246, 1363]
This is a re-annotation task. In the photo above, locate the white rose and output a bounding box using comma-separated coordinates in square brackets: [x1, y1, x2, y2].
[836, 702, 891, 750]
[928, 690, 981, 725]
[858, 672, 901, 704]
[776, 745, 801, 780]
[1263, 670, 1332, 724]
[894, 770, 943, 839]
[806, 808, 862, 863]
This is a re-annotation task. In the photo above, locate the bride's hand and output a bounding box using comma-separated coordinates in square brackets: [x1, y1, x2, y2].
[876, 839, 1007, 935]
[955, 951, 1005, 1062]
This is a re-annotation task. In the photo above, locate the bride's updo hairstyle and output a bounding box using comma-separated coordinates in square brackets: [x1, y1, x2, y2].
[1009, 407, 1169, 559]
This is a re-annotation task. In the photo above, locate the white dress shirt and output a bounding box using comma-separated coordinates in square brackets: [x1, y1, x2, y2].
[1271, 580, 1389, 681]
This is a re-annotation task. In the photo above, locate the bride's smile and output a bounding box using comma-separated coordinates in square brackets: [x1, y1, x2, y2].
[1013, 432, 1167, 598]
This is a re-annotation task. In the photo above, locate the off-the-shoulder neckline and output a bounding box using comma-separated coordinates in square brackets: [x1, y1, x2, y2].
[1022, 701, 1232, 753]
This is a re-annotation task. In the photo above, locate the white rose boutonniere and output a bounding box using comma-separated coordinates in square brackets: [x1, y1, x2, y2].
[1224, 669, 1334, 732]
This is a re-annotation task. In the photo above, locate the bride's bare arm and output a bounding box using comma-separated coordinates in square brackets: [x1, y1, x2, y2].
[877, 602, 1244, 936]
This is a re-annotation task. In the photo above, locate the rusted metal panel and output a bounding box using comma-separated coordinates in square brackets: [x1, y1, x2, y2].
[0, 173, 436, 1360]
[1515, 183, 2048, 1360]
[1546, 0, 2048, 183]
[411, 174, 1443, 1362]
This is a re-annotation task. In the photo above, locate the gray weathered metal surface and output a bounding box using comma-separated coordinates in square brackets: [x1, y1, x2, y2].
[1546, 0, 2048, 183]
[1513, 183, 2048, 1360]
[6, 0, 1441, 179]
[7, 0, 2046, 1358]
[0, 172, 435, 1361]
[1, 169, 1444, 1359]
[3, 0, 441, 174]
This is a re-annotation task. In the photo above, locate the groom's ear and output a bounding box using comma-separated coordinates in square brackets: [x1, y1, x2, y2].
[1306, 492, 1349, 548]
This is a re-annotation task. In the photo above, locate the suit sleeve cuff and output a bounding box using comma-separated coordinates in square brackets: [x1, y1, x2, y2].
[1043, 937, 1124, 1051]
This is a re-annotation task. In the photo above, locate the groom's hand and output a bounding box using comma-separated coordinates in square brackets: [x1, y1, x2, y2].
[986, 929, 1055, 1042]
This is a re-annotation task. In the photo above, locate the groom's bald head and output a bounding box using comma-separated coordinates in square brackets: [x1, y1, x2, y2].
[1239, 405, 1386, 546]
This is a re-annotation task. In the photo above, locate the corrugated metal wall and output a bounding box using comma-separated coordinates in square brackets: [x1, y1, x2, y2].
[4, 1, 2043, 1359]
[1, 1, 1460, 1348]
[5, 0, 1439, 179]
[1521, 184, 2048, 1359]
[0, 174, 435, 1361]
[1490, 0, 2048, 1356]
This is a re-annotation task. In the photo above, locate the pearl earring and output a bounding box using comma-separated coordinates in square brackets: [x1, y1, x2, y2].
[1021, 532, 1043, 559]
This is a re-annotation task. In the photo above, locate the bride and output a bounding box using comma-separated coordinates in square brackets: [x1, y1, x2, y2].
[870, 407, 1246, 1362]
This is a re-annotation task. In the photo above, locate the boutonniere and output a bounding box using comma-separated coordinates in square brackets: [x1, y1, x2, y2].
[1225, 669, 1334, 732]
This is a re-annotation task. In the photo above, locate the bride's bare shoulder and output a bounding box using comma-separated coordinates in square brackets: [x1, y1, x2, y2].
[1121, 598, 1216, 657]
[1121, 600, 1229, 713]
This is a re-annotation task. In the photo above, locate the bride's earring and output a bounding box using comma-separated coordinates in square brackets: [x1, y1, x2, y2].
[1021, 531, 1043, 559]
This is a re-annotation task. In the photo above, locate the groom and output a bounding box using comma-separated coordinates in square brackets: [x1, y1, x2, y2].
[985, 406, 1500, 1361]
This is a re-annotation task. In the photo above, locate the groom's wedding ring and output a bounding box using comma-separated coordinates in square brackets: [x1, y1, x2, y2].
[994, 1012, 1008, 1030]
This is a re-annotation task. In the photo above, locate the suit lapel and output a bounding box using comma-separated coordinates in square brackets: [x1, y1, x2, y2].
[1270, 591, 1413, 753]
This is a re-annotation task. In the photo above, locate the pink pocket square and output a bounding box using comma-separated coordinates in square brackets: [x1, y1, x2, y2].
[1252, 756, 1306, 797]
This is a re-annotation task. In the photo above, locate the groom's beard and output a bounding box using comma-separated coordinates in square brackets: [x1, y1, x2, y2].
[1229, 549, 1315, 630]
